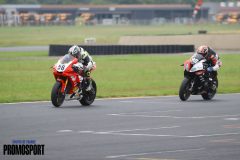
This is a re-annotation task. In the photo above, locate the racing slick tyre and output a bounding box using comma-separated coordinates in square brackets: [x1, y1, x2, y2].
[80, 79, 97, 106]
[179, 77, 191, 101]
[51, 81, 65, 107]
[201, 77, 218, 100]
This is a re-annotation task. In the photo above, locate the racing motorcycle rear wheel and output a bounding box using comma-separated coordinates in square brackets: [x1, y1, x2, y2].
[201, 77, 218, 100]
[79, 79, 97, 106]
[179, 77, 191, 101]
[51, 81, 65, 107]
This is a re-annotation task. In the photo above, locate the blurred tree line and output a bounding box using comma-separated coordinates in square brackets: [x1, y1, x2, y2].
[0, 0, 238, 5]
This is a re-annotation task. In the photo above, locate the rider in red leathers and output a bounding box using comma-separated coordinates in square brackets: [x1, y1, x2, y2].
[192, 45, 222, 92]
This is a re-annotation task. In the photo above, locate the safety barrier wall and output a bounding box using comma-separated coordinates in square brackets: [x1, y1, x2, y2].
[48, 44, 194, 56]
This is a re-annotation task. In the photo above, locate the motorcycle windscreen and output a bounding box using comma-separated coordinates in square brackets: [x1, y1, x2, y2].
[190, 60, 205, 73]
[56, 55, 76, 72]
[191, 53, 204, 64]
[60, 54, 75, 64]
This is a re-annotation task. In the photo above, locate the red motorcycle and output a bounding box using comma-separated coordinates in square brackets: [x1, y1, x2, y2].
[51, 54, 97, 107]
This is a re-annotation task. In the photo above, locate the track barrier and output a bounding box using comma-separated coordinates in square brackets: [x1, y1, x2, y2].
[49, 44, 194, 56]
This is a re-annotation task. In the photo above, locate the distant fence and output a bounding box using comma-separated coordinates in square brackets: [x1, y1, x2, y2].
[49, 44, 194, 56]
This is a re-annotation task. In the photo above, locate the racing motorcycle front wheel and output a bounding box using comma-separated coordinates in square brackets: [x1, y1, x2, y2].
[51, 81, 65, 107]
[179, 77, 191, 101]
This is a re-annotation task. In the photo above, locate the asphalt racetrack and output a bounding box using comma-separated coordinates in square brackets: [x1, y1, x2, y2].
[0, 93, 240, 160]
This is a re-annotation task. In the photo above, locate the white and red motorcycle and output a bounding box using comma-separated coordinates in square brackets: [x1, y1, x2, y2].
[179, 54, 218, 101]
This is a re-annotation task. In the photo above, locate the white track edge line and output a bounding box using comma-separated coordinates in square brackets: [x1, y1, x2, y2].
[1, 93, 240, 105]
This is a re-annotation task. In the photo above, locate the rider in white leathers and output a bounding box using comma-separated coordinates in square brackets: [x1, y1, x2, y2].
[68, 45, 96, 91]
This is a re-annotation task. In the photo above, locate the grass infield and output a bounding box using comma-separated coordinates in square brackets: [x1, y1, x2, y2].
[0, 51, 239, 103]
[0, 24, 240, 46]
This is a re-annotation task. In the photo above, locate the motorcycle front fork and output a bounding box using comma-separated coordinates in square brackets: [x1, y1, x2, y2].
[188, 80, 194, 92]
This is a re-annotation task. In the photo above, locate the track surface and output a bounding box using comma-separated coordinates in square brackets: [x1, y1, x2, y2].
[0, 94, 240, 160]
[0, 46, 48, 52]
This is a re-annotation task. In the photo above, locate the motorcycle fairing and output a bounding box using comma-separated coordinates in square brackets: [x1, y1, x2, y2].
[53, 54, 81, 94]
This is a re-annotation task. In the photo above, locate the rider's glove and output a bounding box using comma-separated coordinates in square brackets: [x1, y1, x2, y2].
[207, 67, 213, 72]
[72, 66, 79, 72]
[72, 63, 84, 72]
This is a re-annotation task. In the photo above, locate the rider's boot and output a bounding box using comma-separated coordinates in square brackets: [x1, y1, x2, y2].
[83, 71, 92, 91]
[199, 75, 208, 93]
[85, 78, 92, 91]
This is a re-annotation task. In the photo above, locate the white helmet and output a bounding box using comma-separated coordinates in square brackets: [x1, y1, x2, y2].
[68, 45, 81, 58]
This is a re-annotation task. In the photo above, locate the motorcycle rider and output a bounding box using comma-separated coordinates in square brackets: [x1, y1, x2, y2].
[68, 45, 96, 91]
[193, 45, 222, 92]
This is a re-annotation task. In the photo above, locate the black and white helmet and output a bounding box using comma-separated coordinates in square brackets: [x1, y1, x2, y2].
[196, 45, 209, 57]
[68, 45, 81, 58]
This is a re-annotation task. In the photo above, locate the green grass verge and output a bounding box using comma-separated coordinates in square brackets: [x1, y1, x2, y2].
[0, 24, 240, 46]
[0, 52, 239, 103]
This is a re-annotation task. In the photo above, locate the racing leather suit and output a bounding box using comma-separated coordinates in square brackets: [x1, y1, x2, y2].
[73, 49, 95, 91]
[198, 47, 222, 91]
[205, 47, 222, 72]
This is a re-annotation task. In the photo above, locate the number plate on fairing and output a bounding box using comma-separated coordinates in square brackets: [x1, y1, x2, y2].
[55, 61, 72, 72]
[56, 64, 65, 72]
